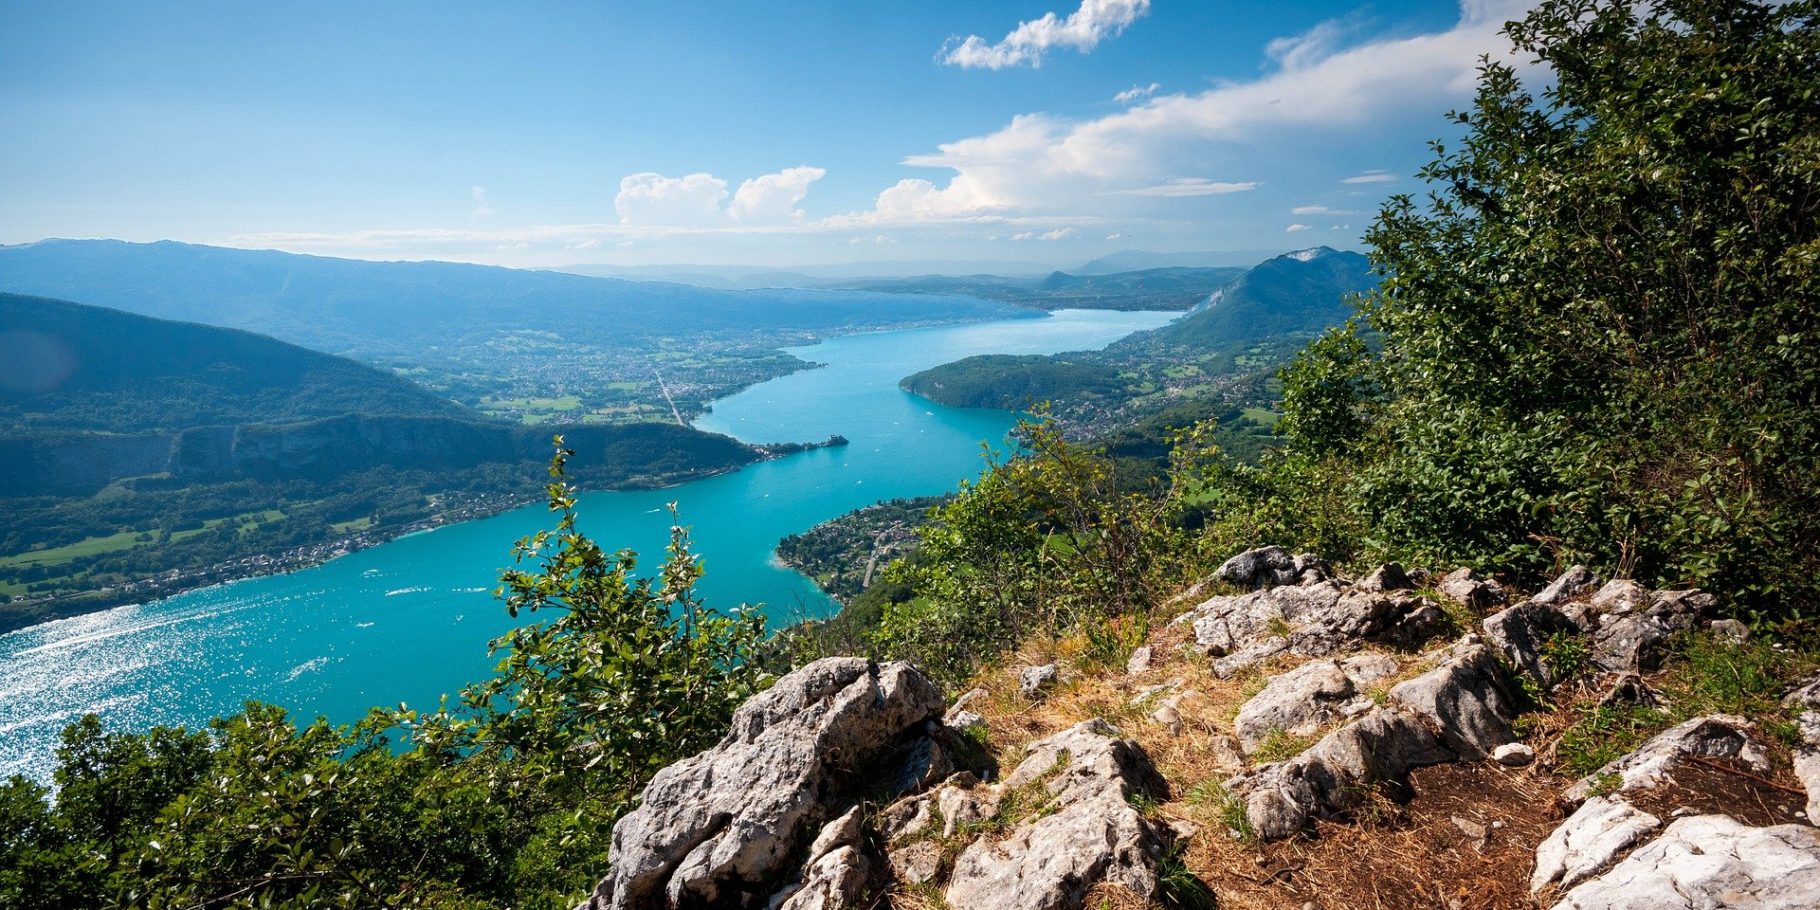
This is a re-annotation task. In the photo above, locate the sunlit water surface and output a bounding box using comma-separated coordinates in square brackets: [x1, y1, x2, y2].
[0, 308, 1173, 782]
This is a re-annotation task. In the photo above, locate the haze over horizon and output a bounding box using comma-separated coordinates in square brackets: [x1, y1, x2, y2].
[1, 0, 1533, 271]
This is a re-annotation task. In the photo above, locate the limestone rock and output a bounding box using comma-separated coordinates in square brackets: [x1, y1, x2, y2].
[1214, 545, 1299, 589]
[1794, 750, 1820, 824]
[1388, 641, 1517, 760]
[1493, 743, 1536, 767]
[947, 710, 986, 733]
[1182, 579, 1444, 678]
[1708, 618, 1750, 644]
[774, 809, 876, 910]
[1126, 645, 1152, 675]
[1530, 796, 1662, 894]
[1589, 579, 1648, 615]
[1784, 677, 1820, 821]
[1533, 565, 1601, 606]
[1233, 656, 1393, 754]
[1231, 707, 1452, 841]
[1549, 815, 1820, 910]
[1357, 562, 1414, 593]
[946, 687, 987, 723]
[582, 658, 943, 910]
[1564, 714, 1774, 805]
[1437, 567, 1508, 612]
[945, 720, 1173, 910]
[1020, 664, 1059, 700]
[1483, 600, 1582, 690]
[886, 841, 942, 887]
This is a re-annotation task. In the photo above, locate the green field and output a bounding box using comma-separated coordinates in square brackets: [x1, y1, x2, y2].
[0, 510, 286, 570]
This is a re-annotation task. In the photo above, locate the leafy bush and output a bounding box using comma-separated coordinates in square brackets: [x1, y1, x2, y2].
[1231, 0, 1820, 619]
[0, 441, 768, 909]
[872, 418, 1221, 685]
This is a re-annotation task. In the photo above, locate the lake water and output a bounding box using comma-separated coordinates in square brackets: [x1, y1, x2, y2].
[0, 308, 1173, 783]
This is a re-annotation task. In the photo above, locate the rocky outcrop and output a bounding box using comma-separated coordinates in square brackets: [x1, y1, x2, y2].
[1531, 796, 1662, 894]
[1232, 654, 1395, 754]
[1214, 545, 1327, 589]
[943, 720, 1175, 910]
[1174, 571, 1445, 679]
[1784, 675, 1820, 823]
[1563, 714, 1773, 805]
[1437, 567, 1508, 612]
[1387, 639, 1518, 760]
[1546, 816, 1820, 910]
[580, 658, 946, 910]
[1231, 705, 1452, 840]
[1483, 599, 1582, 691]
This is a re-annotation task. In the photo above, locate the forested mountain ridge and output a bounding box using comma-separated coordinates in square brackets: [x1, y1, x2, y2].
[1107, 246, 1373, 354]
[0, 294, 758, 627]
[900, 247, 1377, 450]
[0, 293, 464, 432]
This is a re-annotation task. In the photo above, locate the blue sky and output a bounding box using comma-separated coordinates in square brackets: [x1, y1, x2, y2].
[0, 1, 1532, 269]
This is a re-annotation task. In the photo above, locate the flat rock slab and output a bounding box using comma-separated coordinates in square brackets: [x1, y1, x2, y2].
[1549, 815, 1820, 910]
[1531, 796, 1662, 894]
[1233, 655, 1395, 754]
[1565, 714, 1772, 806]
[1179, 578, 1444, 678]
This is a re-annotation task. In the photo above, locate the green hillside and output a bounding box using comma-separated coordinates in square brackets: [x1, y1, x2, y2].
[1109, 247, 1373, 354]
[900, 355, 1122, 410]
[0, 294, 759, 628]
[0, 293, 464, 432]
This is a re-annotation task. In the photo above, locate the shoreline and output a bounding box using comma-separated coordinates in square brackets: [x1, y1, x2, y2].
[0, 459, 765, 639]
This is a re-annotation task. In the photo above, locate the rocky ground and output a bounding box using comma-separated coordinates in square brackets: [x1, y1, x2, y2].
[573, 547, 1820, 910]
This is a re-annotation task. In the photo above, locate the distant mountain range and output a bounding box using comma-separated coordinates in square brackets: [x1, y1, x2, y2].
[1069, 249, 1294, 275]
[0, 240, 1030, 363]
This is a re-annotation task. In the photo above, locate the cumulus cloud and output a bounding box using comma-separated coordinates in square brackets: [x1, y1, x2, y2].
[1115, 82, 1161, 104]
[1291, 204, 1362, 215]
[1286, 223, 1314, 233]
[940, 0, 1151, 69]
[1011, 227, 1077, 241]
[729, 166, 827, 223]
[470, 186, 494, 220]
[614, 172, 729, 225]
[1119, 178, 1260, 197]
[615, 167, 827, 226]
[860, 2, 1529, 223]
[1105, 231, 1125, 240]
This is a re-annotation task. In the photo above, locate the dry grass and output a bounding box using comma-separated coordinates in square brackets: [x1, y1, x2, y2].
[947, 608, 1578, 910]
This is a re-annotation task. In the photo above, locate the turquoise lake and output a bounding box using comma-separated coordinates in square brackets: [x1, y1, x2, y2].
[0, 308, 1174, 783]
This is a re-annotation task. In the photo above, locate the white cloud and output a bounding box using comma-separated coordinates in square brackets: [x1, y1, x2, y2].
[470, 186, 494, 220]
[729, 166, 827, 223]
[614, 167, 827, 226]
[867, 2, 1528, 223]
[1010, 227, 1077, 241]
[1105, 231, 1125, 240]
[1342, 170, 1397, 184]
[1119, 178, 1260, 197]
[1115, 82, 1161, 104]
[1286, 223, 1313, 233]
[1291, 204, 1362, 215]
[940, 0, 1151, 69]
[615, 172, 729, 225]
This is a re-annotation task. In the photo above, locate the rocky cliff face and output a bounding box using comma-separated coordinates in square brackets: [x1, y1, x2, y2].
[577, 549, 1820, 910]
